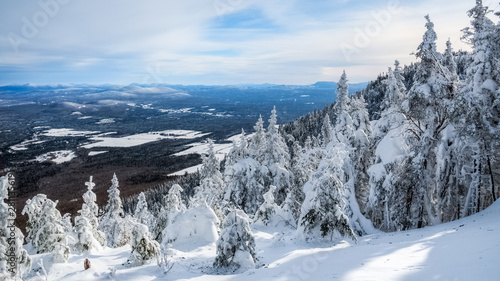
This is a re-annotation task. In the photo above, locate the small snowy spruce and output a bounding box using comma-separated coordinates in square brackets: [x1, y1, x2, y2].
[214, 209, 257, 272]
[22, 194, 70, 263]
[128, 222, 160, 266]
[134, 192, 155, 232]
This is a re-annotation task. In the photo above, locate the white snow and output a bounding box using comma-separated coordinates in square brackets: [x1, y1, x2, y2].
[375, 128, 408, 165]
[35, 150, 76, 164]
[88, 151, 108, 156]
[96, 118, 115, 124]
[43, 128, 101, 137]
[24, 200, 500, 280]
[81, 130, 210, 149]
[168, 132, 254, 176]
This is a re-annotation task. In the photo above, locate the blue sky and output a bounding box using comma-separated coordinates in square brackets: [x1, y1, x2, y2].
[0, 0, 493, 86]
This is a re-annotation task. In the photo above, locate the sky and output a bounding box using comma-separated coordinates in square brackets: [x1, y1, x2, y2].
[0, 0, 496, 86]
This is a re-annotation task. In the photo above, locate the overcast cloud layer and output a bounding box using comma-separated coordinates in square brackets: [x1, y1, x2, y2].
[0, 0, 492, 85]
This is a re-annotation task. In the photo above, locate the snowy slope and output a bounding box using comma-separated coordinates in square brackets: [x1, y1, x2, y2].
[26, 200, 500, 280]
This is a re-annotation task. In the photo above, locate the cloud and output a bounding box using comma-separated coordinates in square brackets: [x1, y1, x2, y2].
[0, 0, 481, 85]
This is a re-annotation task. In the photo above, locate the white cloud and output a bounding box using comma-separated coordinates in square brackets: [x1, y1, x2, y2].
[0, 0, 483, 85]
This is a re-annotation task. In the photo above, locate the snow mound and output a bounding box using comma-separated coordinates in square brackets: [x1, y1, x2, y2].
[163, 204, 219, 251]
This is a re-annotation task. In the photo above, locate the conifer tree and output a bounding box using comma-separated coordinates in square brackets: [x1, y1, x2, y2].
[458, 0, 500, 215]
[299, 147, 356, 241]
[192, 139, 224, 211]
[128, 223, 160, 266]
[134, 192, 155, 232]
[249, 115, 266, 162]
[79, 176, 106, 247]
[263, 106, 293, 205]
[334, 71, 355, 144]
[154, 184, 186, 242]
[100, 173, 129, 248]
[22, 194, 70, 263]
[214, 209, 257, 272]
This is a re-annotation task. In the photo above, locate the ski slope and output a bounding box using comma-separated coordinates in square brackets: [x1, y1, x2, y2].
[26, 200, 500, 281]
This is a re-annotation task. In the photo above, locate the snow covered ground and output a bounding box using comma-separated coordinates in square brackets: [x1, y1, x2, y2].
[35, 150, 76, 164]
[26, 200, 500, 281]
[169, 132, 253, 176]
[82, 130, 210, 149]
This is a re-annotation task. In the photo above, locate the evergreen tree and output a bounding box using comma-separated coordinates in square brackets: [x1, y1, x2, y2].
[334, 71, 355, 144]
[254, 185, 280, 226]
[320, 113, 333, 147]
[128, 223, 160, 266]
[299, 146, 356, 241]
[134, 192, 155, 232]
[349, 95, 373, 213]
[249, 115, 266, 162]
[79, 176, 106, 247]
[100, 173, 129, 248]
[263, 106, 293, 205]
[192, 139, 224, 212]
[214, 209, 257, 272]
[224, 158, 266, 215]
[22, 194, 70, 263]
[73, 216, 102, 253]
[154, 184, 186, 242]
[458, 0, 500, 215]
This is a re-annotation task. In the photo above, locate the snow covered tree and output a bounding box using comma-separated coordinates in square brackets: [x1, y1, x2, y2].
[100, 173, 129, 248]
[263, 106, 293, 205]
[61, 213, 73, 233]
[134, 192, 155, 232]
[299, 146, 357, 241]
[383, 68, 405, 112]
[192, 139, 224, 212]
[334, 71, 355, 144]
[254, 185, 280, 226]
[457, 0, 500, 215]
[225, 130, 250, 172]
[22, 194, 70, 263]
[153, 184, 186, 242]
[214, 209, 257, 272]
[349, 95, 373, 212]
[443, 39, 458, 75]
[320, 113, 333, 147]
[0, 175, 31, 279]
[78, 176, 106, 247]
[393, 60, 407, 95]
[393, 15, 459, 228]
[128, 222, 160, 266]
[73, 216, 102, 253]
[248, 115, 266, 162]
[224, 158, 266, 215]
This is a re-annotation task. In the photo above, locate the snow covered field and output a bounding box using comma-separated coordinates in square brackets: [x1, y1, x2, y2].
[82, 130, 210, 149]
[35, 150, 76, 164]
[27, 200, 500, 281]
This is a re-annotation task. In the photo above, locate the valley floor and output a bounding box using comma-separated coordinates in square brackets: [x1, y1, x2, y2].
[26, 201, 500, 281]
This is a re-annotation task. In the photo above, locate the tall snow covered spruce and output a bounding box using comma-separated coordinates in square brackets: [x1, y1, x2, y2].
[100, 173, 130, 248]
[76, 176, 106, 250]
